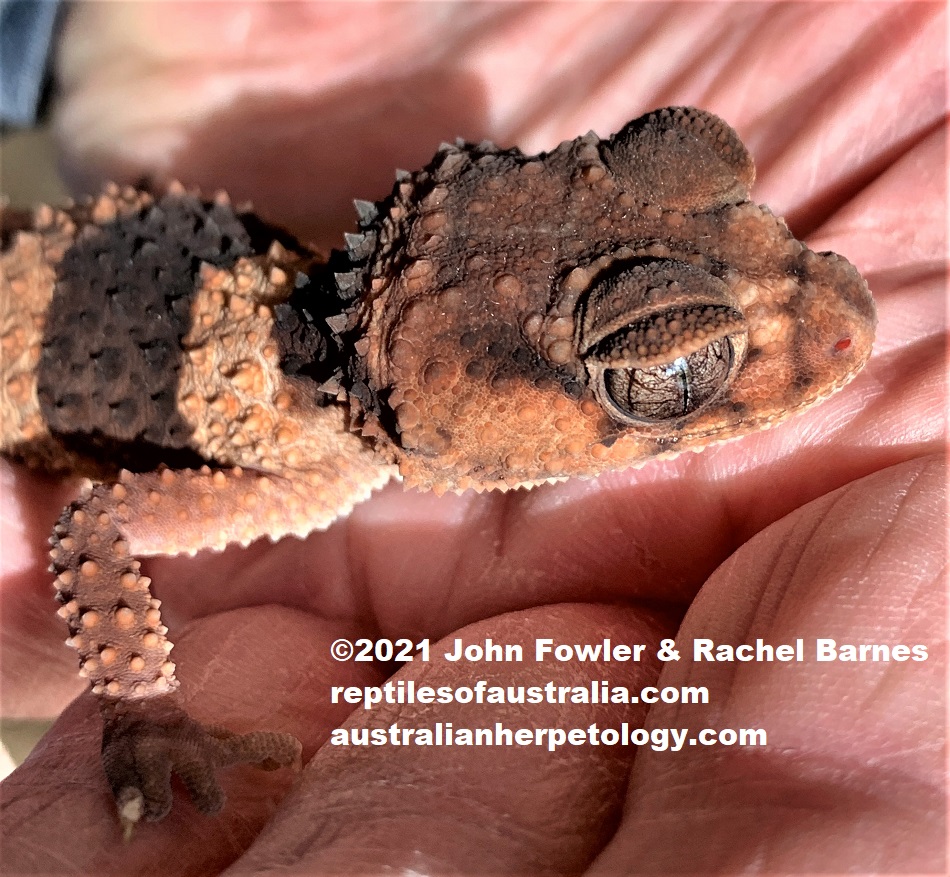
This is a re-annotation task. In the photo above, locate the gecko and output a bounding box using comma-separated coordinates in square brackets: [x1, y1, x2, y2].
[0, 107, 876, 832]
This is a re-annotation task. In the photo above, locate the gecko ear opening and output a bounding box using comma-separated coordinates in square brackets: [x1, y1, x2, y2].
[578, 260, 748, 424]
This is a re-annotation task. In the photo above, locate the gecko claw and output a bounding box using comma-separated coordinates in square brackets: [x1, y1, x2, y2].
[117, 787, 145, 842]
[100, 697, 301, 828]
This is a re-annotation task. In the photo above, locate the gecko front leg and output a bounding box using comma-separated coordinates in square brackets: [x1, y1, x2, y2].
[1, 184, 397, 829]
[49, 453, 392, 830]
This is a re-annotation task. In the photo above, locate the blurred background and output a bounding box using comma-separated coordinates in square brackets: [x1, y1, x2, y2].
[1, 0, 66, 776]
[1, 126, 67, 207]
[0, 123, 65, 776]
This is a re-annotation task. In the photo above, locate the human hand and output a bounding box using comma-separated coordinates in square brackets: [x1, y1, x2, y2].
[2, 2, 944, 873]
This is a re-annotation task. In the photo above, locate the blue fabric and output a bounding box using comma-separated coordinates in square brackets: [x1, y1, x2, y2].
[0, 0, 61, 125]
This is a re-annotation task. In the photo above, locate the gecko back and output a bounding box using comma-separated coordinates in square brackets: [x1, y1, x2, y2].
[1, 185, 325, 475]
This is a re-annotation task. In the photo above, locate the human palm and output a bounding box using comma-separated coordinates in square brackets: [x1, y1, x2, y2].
[1, 3, 944, 874]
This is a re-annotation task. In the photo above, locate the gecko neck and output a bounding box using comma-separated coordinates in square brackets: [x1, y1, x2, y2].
[272, 255, 354, 398]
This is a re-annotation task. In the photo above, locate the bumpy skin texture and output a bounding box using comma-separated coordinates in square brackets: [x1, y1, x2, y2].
[0, 107, 875, 829]
[343, 106, 875, 491]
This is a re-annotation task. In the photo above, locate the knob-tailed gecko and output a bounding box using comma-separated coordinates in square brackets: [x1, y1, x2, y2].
[0, 107, 876, 830]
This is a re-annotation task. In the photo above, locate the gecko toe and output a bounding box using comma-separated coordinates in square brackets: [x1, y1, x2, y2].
[100, 697, 301, 825]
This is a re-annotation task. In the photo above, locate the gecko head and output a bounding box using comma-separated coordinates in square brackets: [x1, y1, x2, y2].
[358, 247, 873, 494]
[350, 108, 876, 493]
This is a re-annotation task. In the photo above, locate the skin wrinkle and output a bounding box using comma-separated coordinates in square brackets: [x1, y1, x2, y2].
[789, 737, 937, 807]
[901, 558, 949, 627]
[407, 501, 474, 635]
[844, 345, 934, 444]
[620, 745, 927, 872]
[865, 461, 945, 632]
[670, 8, 767, 110]
[686, 452, 753, 564]
[816, 128, 946, 279]
[855, 661, 909, 720]
[487, 488, 520, 563]
[752, 7, 942, 216]
[433, 5, 534, 76]
[866, 263, 943, 303]
[841, 482, 915, 600]
[701, 8, 781, 104]
[226, 605, 660, 872]
[339, 509, 386, 639]
[639, 5, 732, 109]
[671, 505, 815, 710]
[694, 541, 792, 720]
[187, 615, 293, 699]
[813, 480, 887, 587]
[802, 117, 945, 243]
[507, 9, 675, 141]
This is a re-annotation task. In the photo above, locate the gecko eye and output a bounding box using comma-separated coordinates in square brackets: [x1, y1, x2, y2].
[576, 260, 748, 425]
[598, 334, 735, 422]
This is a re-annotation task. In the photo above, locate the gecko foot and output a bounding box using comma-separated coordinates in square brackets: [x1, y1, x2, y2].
[99, 697, 302, 836]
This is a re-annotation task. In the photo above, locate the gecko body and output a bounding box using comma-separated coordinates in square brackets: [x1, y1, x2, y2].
[0, 107, 875, 828]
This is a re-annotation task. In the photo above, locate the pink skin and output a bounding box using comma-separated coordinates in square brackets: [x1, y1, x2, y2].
[1, 2, 945, 873]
